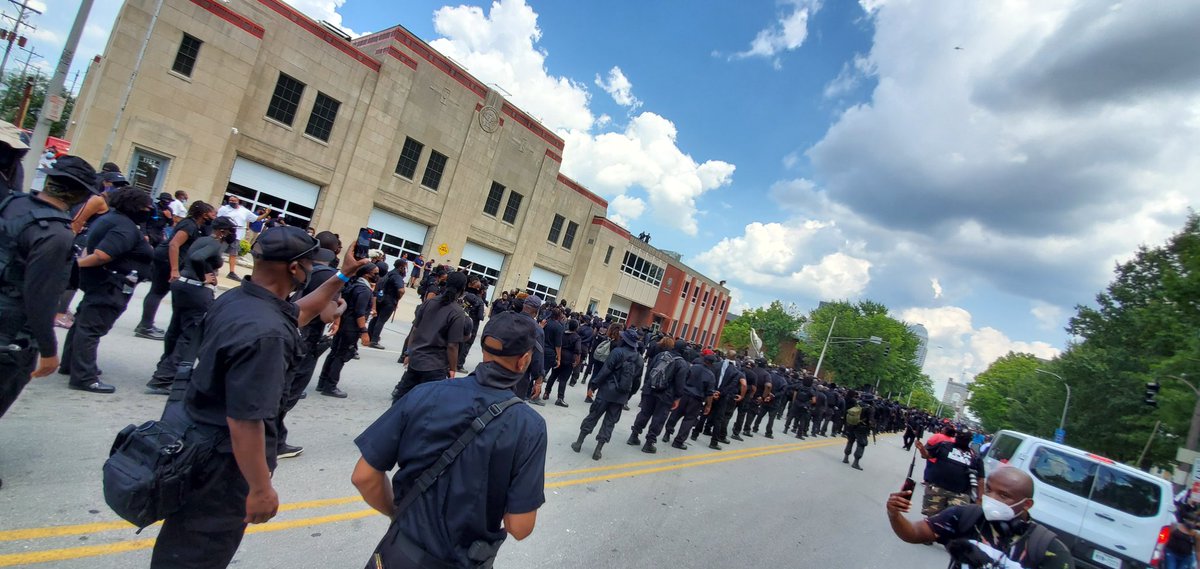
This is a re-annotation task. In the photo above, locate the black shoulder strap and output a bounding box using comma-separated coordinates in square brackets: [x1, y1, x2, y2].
[956, 504, 985, 535]
[1022, 523, 1058, 567]
[392, 396, 525, 518]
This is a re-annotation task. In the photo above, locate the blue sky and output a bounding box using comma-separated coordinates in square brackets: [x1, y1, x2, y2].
[31, 0, 1200, 396]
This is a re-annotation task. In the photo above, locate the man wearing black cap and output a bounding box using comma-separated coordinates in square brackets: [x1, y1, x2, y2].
[0, 156, 96, 443]
[730, 359, 760, 441]
[572, 328, 645, 461]
[392, 271, 472, 402]
[662, 352, 718, 450]
[146, 216, 239, 394]
[352, 311, 547, 568]
[151, 226, 368, 567]
[516, 294, 546, 404]
[315, 262, 378, 398]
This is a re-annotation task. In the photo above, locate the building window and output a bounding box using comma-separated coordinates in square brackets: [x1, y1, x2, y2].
[129, 149, 170, 193]
[691, 286, 700, 303]
[681, 281, 690, 299]
[395, 137, 424, 179]
[526, 281, 559, 305]
[367, 226, 423, 261]
[607, 306, 629, 327]
[719, 299, 727, 313]
[691, 327, 699, 342]
[303, 92, 340, 142]
[483, 182, 505, 216]
[702, 290, 710, 308]
[604, 246, 614, 265]
[226, 182, 316, 228]
[620, 251, 664, 287]
[266, 72, 305, 126]
[459, 258, 502, 289]
[548, 214, 564, 243]
[171, 33, 202, 77]
[681, 323, 689, 340]
[502, 191, 523, 224]
[670, 320, 679, 335]
[562, 221, 578, 250]
[420, 150, 448, 190]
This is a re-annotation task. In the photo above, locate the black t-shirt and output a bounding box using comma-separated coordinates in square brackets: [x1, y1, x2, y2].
[813, 390, 828, 408]
[341, 279, 373, 333]
[542, 319, 564, 366]
[80, 212, 153, 291]
[154, 217, 203, 265]
[180, 236, 225, 280]
[407, 298, 471, 371]
[926, 505, 1074, 569]
[682, 362, 717, 399]
[299, 262, 338, 339]
[925, 443, 984, 494]
[184, 280, 303, 469]
[354, 368, 546, 567]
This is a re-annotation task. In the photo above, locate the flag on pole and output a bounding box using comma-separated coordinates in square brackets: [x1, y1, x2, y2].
[750, 328, 763, 358]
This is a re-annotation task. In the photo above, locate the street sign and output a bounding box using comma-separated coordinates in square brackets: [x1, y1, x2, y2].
[45, 95, 66, 122]
[1054, 428, 1066, 443]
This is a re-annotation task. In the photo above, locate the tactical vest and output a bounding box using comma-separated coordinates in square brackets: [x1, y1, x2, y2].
[0, 193, 72, 298]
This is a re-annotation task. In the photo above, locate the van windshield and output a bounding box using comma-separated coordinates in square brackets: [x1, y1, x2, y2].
[988, 433, 1024, 464]
[1092, 465, 1162, 518]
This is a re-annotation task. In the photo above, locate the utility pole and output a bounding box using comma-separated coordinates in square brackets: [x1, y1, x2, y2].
[21, 0, 92, 187]
[14, 43, 38, 81]
[0, 0, 41, 85]
[1165, 375, 1200, 451]
[812, 315, 837, 378]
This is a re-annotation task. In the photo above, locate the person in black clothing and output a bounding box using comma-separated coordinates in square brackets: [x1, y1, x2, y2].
[707, 353, 747, 449]
[59, 188, 154, 394]
[751, 366, 786, 438]
[662, 353, 718, 450]
[544, 317, 582, 407]
[842, 392, 874, 470]
[137, 200, 216, 341]
[572, 328, 644, 461]
[514, 295, 546, 404]
[0, 156, 95, 428]
[457, 276, 487, 373]
[788, 377, 813, 440]
[150, 228, 368, 568]
[572, 318, 594, 387]
[887, 468, 1074, 569]
[541, 308, 564, 383]
[730, 359, 760, 441]
[810, 384, 829, 436]
[393, 271, 471, 402]
[366, 258, 406, 349]
[146, 216, 238, 394]
[277, 238, 342, 460]
[627, 337, 687, 454]
[916, 430, 984, 516]
[316, 263, 378, 398]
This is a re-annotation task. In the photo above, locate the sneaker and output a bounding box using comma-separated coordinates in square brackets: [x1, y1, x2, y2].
[319, 387, 348, 398]
[226, 272, 239, 280]
[134, 326, 165, 341]
[277, 444, 304, 459]
[367, 342, 386, 350]
[555, 399, 569, 408]
[145, 379, 171, 395]
[529, 398, 545, 406]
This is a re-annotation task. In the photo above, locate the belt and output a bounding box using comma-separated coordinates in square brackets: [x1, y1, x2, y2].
[177, 277, 216, 290]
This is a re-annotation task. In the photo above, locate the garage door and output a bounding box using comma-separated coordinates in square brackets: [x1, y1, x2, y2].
[367, 208, 429, 262]
[226, 158, 321, 227]
[459, 241, 505, 291]
[526, 266, 564, 305]
[607, 295, 632, 326]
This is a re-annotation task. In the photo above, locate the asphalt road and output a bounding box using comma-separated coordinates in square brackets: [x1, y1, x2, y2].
[0, 286, 949, 568]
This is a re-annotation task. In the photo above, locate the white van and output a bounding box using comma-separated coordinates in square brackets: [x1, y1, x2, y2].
[983, 430, 1175, 569]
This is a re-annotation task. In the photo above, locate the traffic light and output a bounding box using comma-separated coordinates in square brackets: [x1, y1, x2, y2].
[1144, 382, 1160, 407]
[883, 345, 891, 357]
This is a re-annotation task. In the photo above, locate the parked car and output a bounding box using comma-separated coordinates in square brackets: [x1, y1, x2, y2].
[984, 430, 1175, 569]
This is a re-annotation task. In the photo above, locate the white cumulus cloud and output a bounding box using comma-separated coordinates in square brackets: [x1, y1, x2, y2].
[931, 278, 943, 299]
[594, 66, 641, 110]
[731, 0, 822, 68]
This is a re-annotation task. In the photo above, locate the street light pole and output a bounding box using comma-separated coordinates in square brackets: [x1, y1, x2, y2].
[1036, 369, 1071, 434]
[812, 315, 837, 378]
[1165, 375, 1200, 451]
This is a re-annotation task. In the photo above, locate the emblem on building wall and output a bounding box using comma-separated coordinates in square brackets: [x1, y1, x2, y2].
[479, 106, 500, 133]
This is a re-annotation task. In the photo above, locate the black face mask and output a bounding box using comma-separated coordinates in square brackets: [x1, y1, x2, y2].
[127, 209, 153, 224]
[291, 263, 312, 295]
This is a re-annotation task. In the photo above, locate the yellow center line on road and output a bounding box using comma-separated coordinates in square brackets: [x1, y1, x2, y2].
[546, 439, 817, 479]
[0, 438, 848, 566]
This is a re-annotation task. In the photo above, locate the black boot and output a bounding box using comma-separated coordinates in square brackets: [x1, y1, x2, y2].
[571, 432, 586, 453]
[709, 440, 722, 450]
[592, 442, 605, 461]
[842, 454, 850, 464]
[642, 441, 657, 454]
[661, 433, 671, 443]
[671, 440, 688, 451]
[627, 433, 641, 446]
[851, 458, 863, 471]
[731, 433, 743, 441]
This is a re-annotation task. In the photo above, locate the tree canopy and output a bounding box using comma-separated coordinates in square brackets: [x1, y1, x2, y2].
[0, 72, 75, 138]
[720, 300, 805, 362]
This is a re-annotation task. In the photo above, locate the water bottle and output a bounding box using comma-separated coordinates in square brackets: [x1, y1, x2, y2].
[122, 270, 139, 295]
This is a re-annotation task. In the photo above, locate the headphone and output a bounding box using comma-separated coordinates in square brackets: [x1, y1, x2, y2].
[993, 517, 1030, 539]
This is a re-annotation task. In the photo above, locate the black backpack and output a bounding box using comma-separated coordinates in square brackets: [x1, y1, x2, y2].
[949, 505, 1059, 569]
[614, 352, 640, 394]
[647, 352, 679, 391]
[0, 193, 71, 295]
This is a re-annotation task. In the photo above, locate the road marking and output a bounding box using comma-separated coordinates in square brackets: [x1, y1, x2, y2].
[0, 438, 849, 566]
[546, 439, 816, 479]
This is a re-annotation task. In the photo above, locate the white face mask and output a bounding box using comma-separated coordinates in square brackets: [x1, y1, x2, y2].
[982, 495, 1027, 522]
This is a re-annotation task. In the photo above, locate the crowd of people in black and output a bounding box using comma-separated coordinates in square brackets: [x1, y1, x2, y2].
[0, 141, 1079, 568]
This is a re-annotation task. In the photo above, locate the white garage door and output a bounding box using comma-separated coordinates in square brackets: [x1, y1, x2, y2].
[607, 295, 632, 326]
[367, 209, 429, 261]
[459, 241, 506, 290]
[527, 266, 564, 305]
[227, 158, 320, 226]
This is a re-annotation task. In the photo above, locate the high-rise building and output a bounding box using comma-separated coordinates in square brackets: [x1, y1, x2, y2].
[908, 323, 929, 369]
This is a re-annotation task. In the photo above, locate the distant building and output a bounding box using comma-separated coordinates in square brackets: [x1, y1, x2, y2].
[908, 323, 929, 369]
[942, 379, 970, 415]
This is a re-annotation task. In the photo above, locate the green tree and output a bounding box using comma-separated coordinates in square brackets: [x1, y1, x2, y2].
[720, 316, 752, 351]
[0, 72, 75, 137]
[732, 300, 806, 363]
[799, 300, 923, 394]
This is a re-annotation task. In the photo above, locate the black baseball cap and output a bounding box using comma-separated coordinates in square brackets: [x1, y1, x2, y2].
[251, 226, 320, 262]
[481, 311, 538, 357]
[211, 216, 238, 231]
[42, 155, 100, 195]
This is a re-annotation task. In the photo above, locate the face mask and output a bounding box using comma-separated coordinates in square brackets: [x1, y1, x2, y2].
[128, 209, 153, 224]
[981, 495, 1027, 522]
[291, 262, 312, 294]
